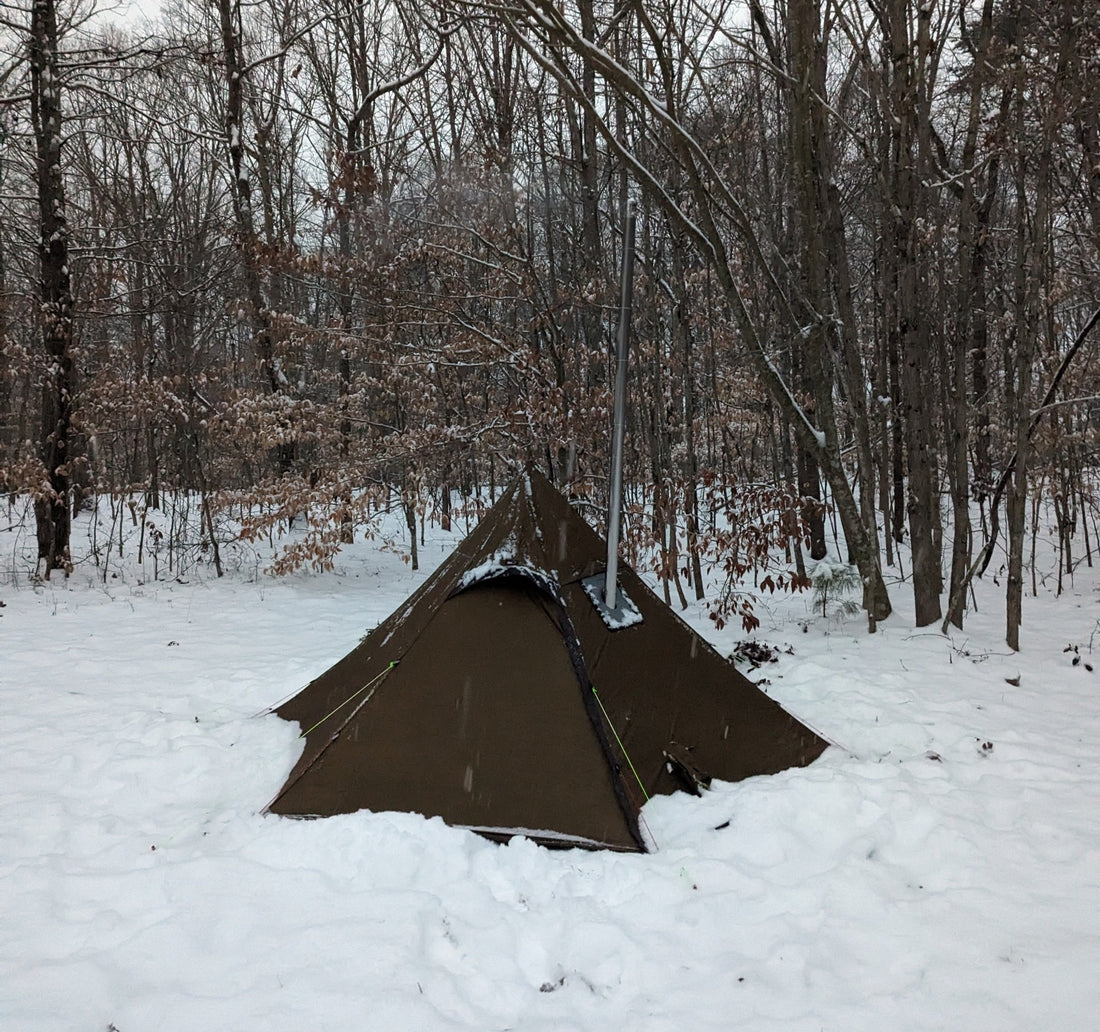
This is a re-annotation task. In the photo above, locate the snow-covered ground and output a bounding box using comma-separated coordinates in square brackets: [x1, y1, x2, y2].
[3, 503, 1099, 1031]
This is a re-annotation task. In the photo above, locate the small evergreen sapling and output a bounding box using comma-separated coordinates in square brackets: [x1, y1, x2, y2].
[810, 559, 861, 619]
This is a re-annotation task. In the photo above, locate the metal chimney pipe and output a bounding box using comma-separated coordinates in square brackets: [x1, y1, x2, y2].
[605, 200, 636, 611]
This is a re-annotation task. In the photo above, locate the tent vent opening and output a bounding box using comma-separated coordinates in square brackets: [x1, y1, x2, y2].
[581, 573, 643, 631]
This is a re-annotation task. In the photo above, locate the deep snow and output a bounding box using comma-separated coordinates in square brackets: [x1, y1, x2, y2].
[2, 504, 1099, 1031]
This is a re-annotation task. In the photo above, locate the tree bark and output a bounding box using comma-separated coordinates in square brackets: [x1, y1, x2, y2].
[30, 0, 74, 576]
[885, 0, 941, 626]
[214, 0, 294, 475]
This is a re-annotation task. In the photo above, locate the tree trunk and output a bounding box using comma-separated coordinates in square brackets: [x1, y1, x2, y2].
[30, 0, 74, 576]
[214, 0, 293, 476]
[943, 0, 998, 630]
[886, 0, 941, 626]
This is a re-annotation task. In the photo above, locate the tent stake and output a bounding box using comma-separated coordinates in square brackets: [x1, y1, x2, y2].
[606, 200, 637, 611]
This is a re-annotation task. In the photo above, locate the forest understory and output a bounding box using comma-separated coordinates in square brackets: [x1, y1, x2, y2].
[2, 0, 1099, 650]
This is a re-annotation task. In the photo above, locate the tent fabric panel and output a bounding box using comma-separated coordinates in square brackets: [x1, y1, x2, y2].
[270, 581, 644, 852]
[565, 568, 829, 798]
[275, 478, 534, 735]
[277, 469, 607, 738]
[521, 472, 608, 581]
[274, 565, 459, 734]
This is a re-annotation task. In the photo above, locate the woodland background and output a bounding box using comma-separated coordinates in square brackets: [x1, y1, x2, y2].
[2, 0, 1099, 647]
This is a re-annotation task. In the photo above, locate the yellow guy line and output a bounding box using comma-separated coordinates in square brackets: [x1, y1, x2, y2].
[591, 685, 650, 802]
[299, 661, 398, 738]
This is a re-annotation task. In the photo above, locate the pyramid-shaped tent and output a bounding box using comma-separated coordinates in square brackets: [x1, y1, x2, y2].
[268, 468, 828, 851]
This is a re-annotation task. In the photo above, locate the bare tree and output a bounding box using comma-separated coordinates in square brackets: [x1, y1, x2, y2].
[483, 0, 893, 622]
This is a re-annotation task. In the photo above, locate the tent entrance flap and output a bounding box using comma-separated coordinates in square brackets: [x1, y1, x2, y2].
[582, 573, 643, 630]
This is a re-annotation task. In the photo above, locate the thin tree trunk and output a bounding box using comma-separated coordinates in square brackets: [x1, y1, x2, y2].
[214, 0, 293, 476]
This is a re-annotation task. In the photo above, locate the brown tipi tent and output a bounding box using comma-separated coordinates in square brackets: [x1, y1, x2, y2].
[267, 468, 828, 851]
